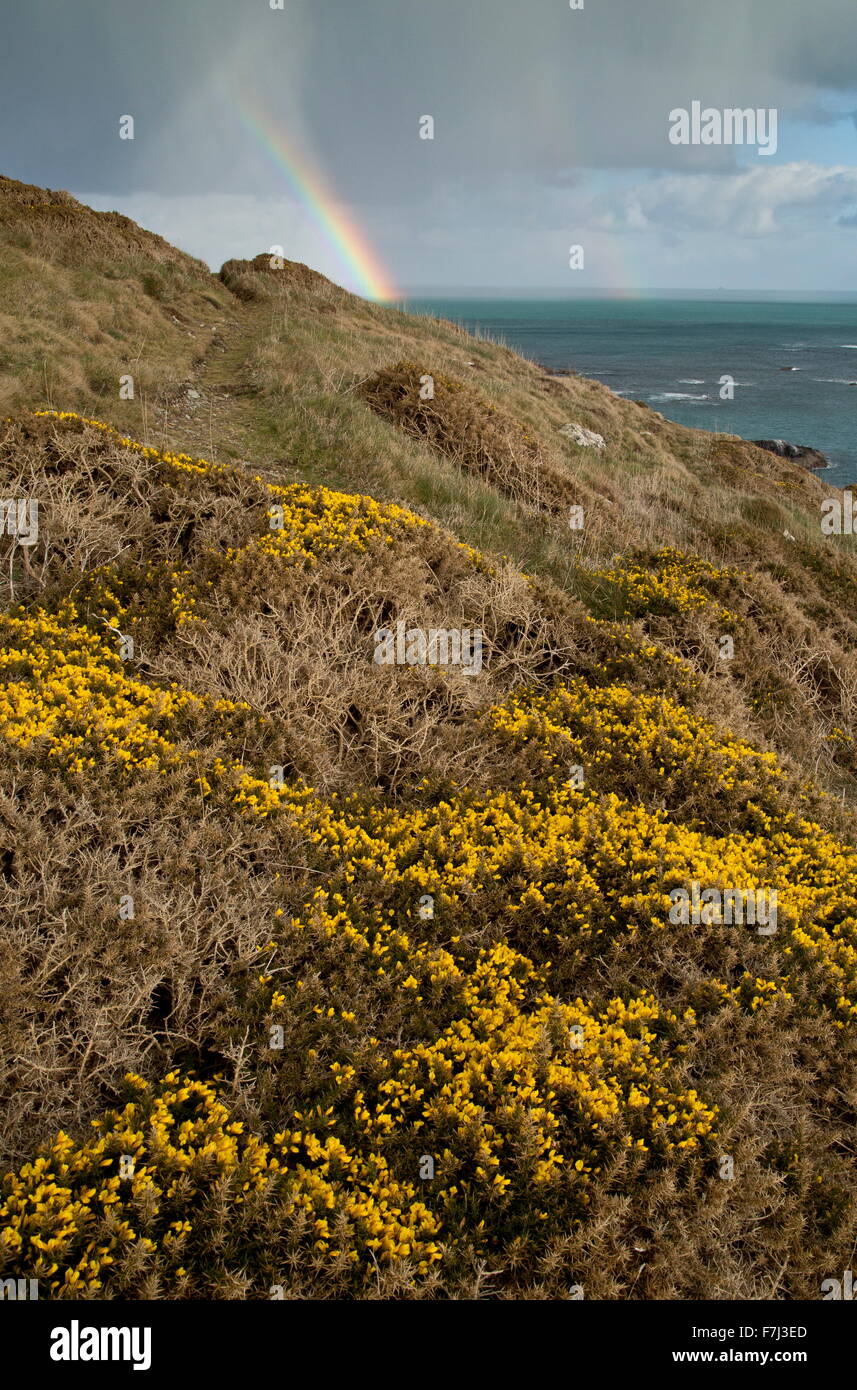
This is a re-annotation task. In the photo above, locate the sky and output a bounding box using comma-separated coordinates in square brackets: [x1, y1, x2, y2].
[2, 0, 857, 296]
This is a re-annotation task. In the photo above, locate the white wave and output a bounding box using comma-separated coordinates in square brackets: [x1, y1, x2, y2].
[677, 378, 705, 384]
[650, 392, 708, 402]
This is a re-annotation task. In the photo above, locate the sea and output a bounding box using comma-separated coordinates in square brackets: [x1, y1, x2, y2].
[404, 295, 857, 489]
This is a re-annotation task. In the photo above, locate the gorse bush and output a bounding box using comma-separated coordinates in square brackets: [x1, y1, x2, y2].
[362, 361, 578, 513]
[1, 410, 856, 1299]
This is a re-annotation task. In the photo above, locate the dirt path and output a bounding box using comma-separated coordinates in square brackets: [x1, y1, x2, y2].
[150, 306, 261, 464]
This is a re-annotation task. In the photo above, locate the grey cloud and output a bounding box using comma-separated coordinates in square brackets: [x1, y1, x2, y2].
[3, 0, 856, 201]
[3, 1, 857, 291]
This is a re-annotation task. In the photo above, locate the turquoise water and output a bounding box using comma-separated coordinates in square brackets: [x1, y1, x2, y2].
[405, 297, 857, 488]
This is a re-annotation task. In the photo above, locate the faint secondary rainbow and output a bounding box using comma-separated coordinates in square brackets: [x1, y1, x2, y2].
[235, 99, 397, 302]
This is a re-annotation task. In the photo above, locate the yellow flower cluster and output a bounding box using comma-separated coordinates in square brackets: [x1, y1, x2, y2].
[67, 560, 205, 634]
[0, 604, 242, 773]
[33, 410, 231, 481]
[239, 688, 857, 1021]
[239, 484, 426, 567]
[485, 680, 783, 809]
[0, 1073, 275, 1295]
[261, 898, 714, 1234]
[34, 409, 430, 566]
[6, 415, 856, 1294]
[372, 944, 715, 1179]
[273, 1126, 441, 1269]
[591, 546, 743, 623]
[0, 1071, 443, 1294]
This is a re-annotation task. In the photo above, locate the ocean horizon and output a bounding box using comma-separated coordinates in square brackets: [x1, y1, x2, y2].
[404, 294, 857, 488]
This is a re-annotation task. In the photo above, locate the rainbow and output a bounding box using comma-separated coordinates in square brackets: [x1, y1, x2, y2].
[236, 98, 397, 302]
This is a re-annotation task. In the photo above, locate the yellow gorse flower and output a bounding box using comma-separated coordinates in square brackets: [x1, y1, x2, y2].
[3, 413, 854, 1297]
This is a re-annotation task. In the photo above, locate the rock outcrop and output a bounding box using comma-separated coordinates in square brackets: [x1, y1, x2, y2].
[752, 438, 828, 469]
[560, 422, 606, 449]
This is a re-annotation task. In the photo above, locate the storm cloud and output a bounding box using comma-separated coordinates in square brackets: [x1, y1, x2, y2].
[2, 0, 856, 290]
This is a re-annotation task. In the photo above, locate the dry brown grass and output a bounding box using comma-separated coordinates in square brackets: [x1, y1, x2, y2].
[361, 359, 580, 514]
[3, 183, 857, 1300]
[220, 252, 348, 306]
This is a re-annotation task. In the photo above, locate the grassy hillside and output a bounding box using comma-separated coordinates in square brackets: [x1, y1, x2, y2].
[1, 178, 856, 1299]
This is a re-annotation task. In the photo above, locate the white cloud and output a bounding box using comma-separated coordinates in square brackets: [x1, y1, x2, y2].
[583, 163, 857, 238]
[75, 159, 857, 296]
[74, 191, 347, 282]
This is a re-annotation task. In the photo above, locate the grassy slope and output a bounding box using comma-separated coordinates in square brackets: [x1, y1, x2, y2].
[1, 177, 856, 1299]
[3, 177, 857, 798]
